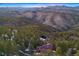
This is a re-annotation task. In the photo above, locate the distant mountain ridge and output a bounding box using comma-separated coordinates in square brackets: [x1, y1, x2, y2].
[0, 6, 79, 31]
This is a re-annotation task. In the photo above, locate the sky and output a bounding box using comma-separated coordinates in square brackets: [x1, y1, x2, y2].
[0, 3, 79, 7]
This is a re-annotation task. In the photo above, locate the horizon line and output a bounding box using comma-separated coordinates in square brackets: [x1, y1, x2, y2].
[0, 3, 79, 7]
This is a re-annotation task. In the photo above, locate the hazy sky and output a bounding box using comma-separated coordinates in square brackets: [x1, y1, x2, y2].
[0, 3, 79, 7]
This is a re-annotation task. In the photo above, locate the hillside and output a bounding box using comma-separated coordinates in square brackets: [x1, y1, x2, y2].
[0, 6, 79, 31]
[0, 6, 79, 56]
